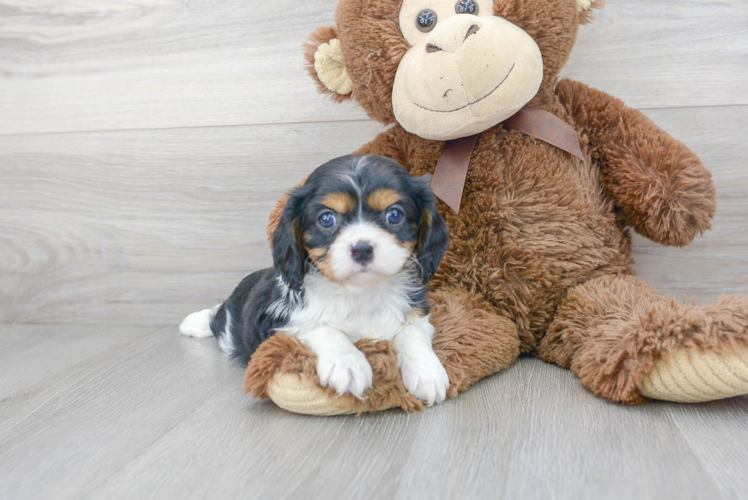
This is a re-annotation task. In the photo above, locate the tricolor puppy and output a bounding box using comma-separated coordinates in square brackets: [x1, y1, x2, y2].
[180, 154, 451, 405]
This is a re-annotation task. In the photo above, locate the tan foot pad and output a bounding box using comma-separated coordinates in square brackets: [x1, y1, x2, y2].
[267, 373, 398, 416]
[638, 346, 748, 403]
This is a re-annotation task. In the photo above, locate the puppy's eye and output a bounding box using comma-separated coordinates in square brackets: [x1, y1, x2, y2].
[416, 9, 437, 33]
[318, 211, 337, 229]
[385, 207, 404, 225]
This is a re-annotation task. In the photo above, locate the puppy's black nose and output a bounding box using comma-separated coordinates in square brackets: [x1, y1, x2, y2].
[351, 241, 374, 264]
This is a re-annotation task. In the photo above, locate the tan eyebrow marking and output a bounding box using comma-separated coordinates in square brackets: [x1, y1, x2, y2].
[367, 188, 402, 212]
[321, 192, 356, 214]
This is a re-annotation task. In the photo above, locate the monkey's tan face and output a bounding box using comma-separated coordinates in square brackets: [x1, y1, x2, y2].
[392, 0, 543, 140]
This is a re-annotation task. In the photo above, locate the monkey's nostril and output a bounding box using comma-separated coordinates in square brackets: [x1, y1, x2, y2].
[464, 24, 480, 41]
[426, 43, 442, 53]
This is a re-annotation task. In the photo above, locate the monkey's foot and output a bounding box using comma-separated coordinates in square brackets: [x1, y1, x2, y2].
[244, 333, 423, 415]
[638, 345, 748, 403]
[267, 373, 397, 415]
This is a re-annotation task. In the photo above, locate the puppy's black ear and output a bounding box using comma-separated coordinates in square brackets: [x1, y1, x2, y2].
[414, 175, 449, 284]
[271, 188, 309, 291]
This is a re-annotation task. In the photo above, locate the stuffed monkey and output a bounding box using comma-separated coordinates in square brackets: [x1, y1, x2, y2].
[244, 0, 748, 414]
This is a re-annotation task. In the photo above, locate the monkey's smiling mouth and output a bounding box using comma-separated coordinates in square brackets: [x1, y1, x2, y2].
[413, 63, 516, 113]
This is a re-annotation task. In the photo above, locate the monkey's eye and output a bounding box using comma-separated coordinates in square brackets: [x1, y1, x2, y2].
[318, 211, 337, 229]
[385, 207, 405, 225]
[455, 0, 478, 14]
[416, 9, 437, 33]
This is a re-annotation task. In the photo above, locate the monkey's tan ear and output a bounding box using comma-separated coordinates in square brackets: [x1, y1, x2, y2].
[304, 26, 354, 101]
[578, 0, 604, 24]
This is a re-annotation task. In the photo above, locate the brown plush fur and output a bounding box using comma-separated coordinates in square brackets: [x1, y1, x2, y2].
[540, 275, 748, 404]
[429, 288, 521, 395]
[578, 0, 604, 25]
[556, 80, 716, 247]
[247, 0, 748, 408]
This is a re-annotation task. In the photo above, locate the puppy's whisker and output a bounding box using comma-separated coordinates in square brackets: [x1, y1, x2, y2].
[407, 255, 425, 276]
[306, 258, 320, 272]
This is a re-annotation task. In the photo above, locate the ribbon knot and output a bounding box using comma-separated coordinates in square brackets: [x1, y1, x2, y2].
[431, 106, 584, 213]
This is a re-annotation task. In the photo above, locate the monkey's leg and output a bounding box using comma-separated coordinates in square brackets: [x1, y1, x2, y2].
[428, 287, 521, 397]
[539, 274, 748, 404]
[244, 286, 521, 415]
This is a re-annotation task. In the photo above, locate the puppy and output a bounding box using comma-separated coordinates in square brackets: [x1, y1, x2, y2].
[180, 154, 450, 404]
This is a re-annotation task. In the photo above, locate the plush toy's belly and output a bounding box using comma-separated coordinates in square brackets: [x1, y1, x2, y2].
[430, 129, 634, 351]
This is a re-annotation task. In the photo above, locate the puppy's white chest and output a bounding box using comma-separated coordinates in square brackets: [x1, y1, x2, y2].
[326, 294, 404, 342]
[286, 273, 415, 342]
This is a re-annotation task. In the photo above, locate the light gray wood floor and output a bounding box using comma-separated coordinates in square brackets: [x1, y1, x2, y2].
[1, 324, 746, 500]
[2, 1, 748, 498]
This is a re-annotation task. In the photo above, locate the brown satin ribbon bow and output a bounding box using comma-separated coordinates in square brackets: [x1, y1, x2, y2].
[430, 105, 585, 213]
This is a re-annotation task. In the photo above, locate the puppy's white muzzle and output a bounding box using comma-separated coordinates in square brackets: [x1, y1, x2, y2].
[328, 223, 411, 286]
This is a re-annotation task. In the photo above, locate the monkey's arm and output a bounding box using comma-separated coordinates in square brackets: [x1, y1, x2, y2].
[556, 78, 716, 247]
[267, 127, 408, 240]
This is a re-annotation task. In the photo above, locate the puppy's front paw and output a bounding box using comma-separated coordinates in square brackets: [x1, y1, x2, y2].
[316, 349, 373, 399]
[398, 352, 449, 406]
